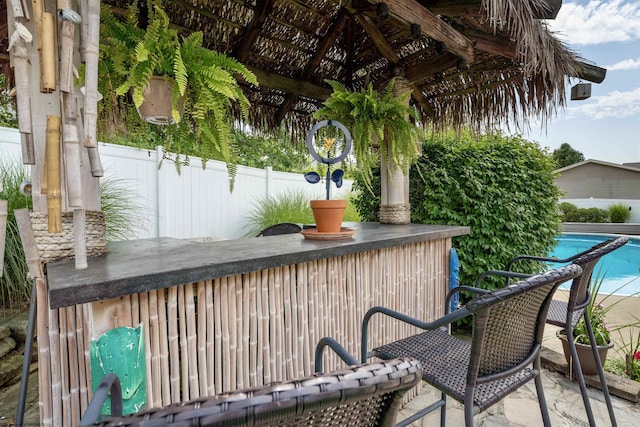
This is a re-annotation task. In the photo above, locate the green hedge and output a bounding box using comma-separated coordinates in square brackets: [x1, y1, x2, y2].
[353, 130, 562, 292]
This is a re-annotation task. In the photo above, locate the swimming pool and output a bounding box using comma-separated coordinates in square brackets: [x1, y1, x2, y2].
[548, 234, 640, 296]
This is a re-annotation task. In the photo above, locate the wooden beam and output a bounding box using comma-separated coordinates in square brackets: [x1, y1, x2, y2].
[575, 61, 606, 84]
[235, 0, 275, 62]
[405, 52, 460, 84]
[461, 28, 517, 58]
[354, 14, 400, 64]
[246, 66, 333, 100]
[417, 0, 483, 16]
[384, 0, 475, 64]
[409, 83, 436, 117]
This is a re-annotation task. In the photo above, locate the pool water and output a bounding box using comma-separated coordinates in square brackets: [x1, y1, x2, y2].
[548, 234, 640, 296]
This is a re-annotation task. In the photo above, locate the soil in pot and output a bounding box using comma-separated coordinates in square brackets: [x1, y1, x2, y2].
[557, 330, 614, 376]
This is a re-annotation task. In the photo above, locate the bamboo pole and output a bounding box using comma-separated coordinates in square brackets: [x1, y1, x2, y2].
[65, 308, 79, 427]
[36, 278, 53, 427]
[157, 290, 170, 406]
[31, 0, 44, 92]
[0, 200, 7, 278]
[213, 279, 223, 393]
[73, 209, 87, 269]
[248, 272, 257, 387]
[167, 286, 180, 402]
[177, 285, 188, 398]
[7, 4, 35, 164]
[60, 77, 84, 209]
[75, 305, 88, 412]
[196, 281, 207, 396]
[185, 284, 199, 397]
[228, 276, 238, 389]
[220, 277, 230, 391]
[59, 309, 71, 426]
[282, 267, 294, 379]
[237, 275, 246, 389]
[81, 0, 104, 176]
[258, 271, 268, 385]
[58, 18, 75, 94]
[41, 12, 57, 93]
[138, 291, 153, 408]
[148, 290, 161, 407]
[45, 115, 62, 233]
[49, 306, 62, 426]
[205, 281, 214, 394]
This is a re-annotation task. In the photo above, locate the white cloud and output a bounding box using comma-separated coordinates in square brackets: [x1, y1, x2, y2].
[604, 56, 640, 70]
[566, 86, 640, 119]
[548, 1, 640, 45]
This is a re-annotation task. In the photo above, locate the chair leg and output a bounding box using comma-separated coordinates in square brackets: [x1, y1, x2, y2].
[464, 388, 474, 427]
[566, 324, 597, 427]
[584, 314, 618, 427]
[533, 358, 552, 427]
[440, 392, 447, 427]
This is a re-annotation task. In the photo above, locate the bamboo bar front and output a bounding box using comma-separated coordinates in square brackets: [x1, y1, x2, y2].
[41, 223, 468, 426]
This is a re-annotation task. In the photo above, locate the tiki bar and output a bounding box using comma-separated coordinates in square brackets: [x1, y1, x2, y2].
[0, 0, 610, 426]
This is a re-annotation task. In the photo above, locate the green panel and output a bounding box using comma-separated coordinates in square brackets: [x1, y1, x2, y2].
[90, 324, 146, 417]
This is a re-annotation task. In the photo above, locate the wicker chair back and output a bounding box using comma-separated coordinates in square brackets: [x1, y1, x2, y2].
[82, 358, 421, 427]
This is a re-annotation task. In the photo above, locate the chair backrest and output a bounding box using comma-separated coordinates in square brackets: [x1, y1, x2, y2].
[256, 222, 302, 237]
[87, 358, 421, 427]
[465, 265, 582, 382]
[565, 236, 628, 316]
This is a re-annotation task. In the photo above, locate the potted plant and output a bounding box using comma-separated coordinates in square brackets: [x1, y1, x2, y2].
[100, 0, 258, 187]
[303, 120, 352, 234]
[313, 79, 421, 212]
[556, 272, 640, 375]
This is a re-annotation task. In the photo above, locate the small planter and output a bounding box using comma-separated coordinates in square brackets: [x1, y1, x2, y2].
[310, 199, 347, 233]
[136, 76, 178, 125]
[557, 330, 614, 375]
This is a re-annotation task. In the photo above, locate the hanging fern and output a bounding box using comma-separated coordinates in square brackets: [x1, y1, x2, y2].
[102, 0, 258, 191]
[314, 80, 421, 192]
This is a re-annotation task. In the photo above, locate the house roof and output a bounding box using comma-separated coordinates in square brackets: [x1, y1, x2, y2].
[555, 159, 640, 174]
[1, 0, 607, 136]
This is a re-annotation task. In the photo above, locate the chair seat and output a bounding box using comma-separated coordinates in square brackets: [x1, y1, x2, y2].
[546, 300, 584, 328]
[373, 328, 535, 411]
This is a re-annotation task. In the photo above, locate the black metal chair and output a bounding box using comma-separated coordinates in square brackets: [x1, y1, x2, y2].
[361, 264, 582, 427]
[478, 236, 628, 427]
[79, 341, 422, 427]
[256, 222, 302, 237]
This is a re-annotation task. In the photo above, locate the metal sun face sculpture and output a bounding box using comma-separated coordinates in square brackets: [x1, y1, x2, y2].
[304, 120, 352, 200]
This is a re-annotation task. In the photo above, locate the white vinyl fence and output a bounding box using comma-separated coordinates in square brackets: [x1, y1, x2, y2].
[562, 198, 640, 223]
[0, 126, 352, 239]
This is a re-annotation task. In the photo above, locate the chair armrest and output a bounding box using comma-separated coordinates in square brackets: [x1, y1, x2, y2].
[445, 285, 492, 314]
[360, 306, 470, 363]
[78, 373, 123, 426]
[315, 337, 359, 373]
[504, 249, 592, 271]
[473, 270, 533, 289]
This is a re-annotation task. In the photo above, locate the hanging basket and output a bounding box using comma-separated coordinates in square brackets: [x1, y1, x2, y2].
[30, 211, 107, 263]
[136, 76, 179, 125]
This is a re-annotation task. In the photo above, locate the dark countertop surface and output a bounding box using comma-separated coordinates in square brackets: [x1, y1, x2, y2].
[46, 222, 469, 308]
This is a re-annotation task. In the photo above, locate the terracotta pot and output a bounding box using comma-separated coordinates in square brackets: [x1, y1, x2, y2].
[136, 76, 179, 125]
[557, 330, 613, 376]
[310, 200, 347, 233]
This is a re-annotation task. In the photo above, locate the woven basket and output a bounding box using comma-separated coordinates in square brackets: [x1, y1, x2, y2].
[30, 211, 107, 263]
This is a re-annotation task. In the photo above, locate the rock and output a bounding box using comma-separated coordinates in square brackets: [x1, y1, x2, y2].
[0, 337, 16, 358]
[0, 325, 10, 340]
[0, 355, 23, 387]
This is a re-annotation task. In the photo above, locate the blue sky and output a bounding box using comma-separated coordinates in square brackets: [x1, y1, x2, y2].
[522, 0, 640, 164]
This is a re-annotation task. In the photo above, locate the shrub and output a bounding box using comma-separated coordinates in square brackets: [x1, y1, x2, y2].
[0, 160, 32, 309]
[609, 203, 630, 223]
[562, 206, 609, 223]
[353, 130, 562, 292]
[559, 202, 578, 221]
[244, 189, 360, 237]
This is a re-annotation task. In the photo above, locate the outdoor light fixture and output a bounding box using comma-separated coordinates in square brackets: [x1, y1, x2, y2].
[571, 83, 592, 100]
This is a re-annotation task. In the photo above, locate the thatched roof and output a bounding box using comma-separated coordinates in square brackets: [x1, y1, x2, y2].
[1, 0, 606, 135]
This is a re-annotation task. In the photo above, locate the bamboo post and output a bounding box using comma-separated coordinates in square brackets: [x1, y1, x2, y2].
[36, 278, 53, 427]
[31, 0, 44, 92]
[7, 3, 35, 164]
[73, 209, 87, 269]
[82, 0, 104, 176]
[46, 115, 62, 233]
[41, 12, 57, 93]
[62, 93, 83, 208]
[14, 208, 43, 280]
[0, 200, 7, 278]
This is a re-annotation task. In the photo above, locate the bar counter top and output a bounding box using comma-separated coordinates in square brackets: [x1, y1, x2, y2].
[46, 222, 469, 309]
